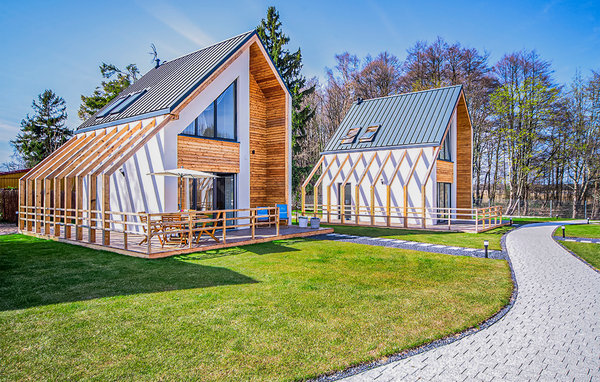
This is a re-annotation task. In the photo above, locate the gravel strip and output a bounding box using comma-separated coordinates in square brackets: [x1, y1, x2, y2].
[313, 233, 506, 260]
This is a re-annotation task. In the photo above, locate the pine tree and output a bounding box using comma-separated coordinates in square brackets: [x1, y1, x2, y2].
[257, 6, 315, 197]
[78, 63, 140, 120]
[12, 90, 72, 167]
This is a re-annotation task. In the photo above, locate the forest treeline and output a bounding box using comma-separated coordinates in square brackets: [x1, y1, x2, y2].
[295, 38, 600, 218]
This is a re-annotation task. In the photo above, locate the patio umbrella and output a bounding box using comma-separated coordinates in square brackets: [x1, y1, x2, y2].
[148, 167, 217, 210]
[148, 168, 217, 179]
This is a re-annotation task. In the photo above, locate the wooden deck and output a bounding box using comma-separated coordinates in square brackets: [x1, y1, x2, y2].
[22, 224, 333, 259]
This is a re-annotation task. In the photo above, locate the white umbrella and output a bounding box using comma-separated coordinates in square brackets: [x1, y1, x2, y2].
[148, 168, 217, 179]
[148, 167, 217, 210]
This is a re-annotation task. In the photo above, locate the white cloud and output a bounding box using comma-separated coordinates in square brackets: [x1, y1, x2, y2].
[135, 0, 214, 47]
[0, 119, 19, 142]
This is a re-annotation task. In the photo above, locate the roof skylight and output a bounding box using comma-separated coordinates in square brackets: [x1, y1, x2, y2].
[359, 125, 380, 142]
[95, 90, 147, 119]
[341, 127, 360, 144]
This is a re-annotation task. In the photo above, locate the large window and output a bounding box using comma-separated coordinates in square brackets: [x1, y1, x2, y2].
[180, 81, 237, 140]
[438, 129, 452, 161]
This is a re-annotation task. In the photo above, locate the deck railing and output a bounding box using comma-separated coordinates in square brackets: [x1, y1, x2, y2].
[301, 204, 503, 232]
[18, 205, 282, 254]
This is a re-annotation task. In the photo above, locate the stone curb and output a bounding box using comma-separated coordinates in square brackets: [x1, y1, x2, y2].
[552, 229, 600, 275]
[309, 226, 521, 382]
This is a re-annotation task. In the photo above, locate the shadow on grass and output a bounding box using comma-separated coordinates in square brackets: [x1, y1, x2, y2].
[0, 234, 257, 311]
[179, 239, 302, 261]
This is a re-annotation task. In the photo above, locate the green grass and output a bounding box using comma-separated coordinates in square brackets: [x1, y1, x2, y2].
[0, 234, 512, 381]
[324, 225, 511, 250]
[561, 241, 600, 270]
[558, 223, 600, 239]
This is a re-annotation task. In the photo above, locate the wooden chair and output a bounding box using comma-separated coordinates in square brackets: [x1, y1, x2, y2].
[138, 213, 165, 247]
[193, 211, 221, 244]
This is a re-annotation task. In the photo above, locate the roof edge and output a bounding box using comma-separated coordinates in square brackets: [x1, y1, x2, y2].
[321, 141, 439, 156]
[75, 109, 171, 134]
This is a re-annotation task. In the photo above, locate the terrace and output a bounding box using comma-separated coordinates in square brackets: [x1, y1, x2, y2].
[19, 206, 332, 258]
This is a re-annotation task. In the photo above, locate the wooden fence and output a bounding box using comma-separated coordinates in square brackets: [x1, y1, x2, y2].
[19, 205, 282, 255]
[0, 189, 19, 222]
[302, 203, 503, 233]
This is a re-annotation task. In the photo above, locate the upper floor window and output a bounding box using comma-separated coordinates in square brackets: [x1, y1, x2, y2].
[438, 129, 452, 161]
[180, 81, 237, 140]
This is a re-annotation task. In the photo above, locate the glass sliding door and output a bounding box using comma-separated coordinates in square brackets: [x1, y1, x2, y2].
[215, 174, 236, 225]
[437, 182, 451, 223]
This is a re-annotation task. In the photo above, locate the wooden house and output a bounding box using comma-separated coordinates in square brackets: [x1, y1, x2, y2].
[301, 85, 502, 232]
[19, 31, 331, 257]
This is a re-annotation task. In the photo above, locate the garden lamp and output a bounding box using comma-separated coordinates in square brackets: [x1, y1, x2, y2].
[484, 240, 489, 258]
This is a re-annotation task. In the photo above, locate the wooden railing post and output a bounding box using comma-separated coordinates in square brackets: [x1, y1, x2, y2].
[251, 209, 255, 239]
[386, 185, 391, 227]
[301, 188, 305, 216]
[370, 186, 375, 225]
[146, 213, 151, 255]
[222, 212, 227, 244]
[355, 185, 360, 224]
[188, 213, 193, 249]
[403, 186, 408, 228]
[421, 186, 426, 229]
[275, 207, 280, 237]
[123, 214, 128, 250]
[475, 208, 479, 232]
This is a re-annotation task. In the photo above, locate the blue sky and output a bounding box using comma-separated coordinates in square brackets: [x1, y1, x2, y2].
[1, 0, 599, 164]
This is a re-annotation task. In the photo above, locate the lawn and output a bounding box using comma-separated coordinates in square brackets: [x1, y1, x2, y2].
[558, 223, 600, 239]
[325, 225, 511, 250]
[560, 241, 600, 270]
[0, 234, 512, 381]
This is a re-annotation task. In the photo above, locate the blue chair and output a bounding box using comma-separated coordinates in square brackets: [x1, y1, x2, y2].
[256, 207, 271, 226]
[277, 204, 289, 226]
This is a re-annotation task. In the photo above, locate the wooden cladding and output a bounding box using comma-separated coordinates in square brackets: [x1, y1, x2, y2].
[456, 92, 472, 210]
[249, 42, 288, 207]
[436, 160, 454, 183]
[177, 135, 240, 173]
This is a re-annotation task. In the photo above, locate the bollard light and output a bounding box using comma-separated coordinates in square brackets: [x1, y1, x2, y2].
[509, 218, 513, 226]
[587, 218, 590, 224]
[484, 240, 489, 258]
[561, 226, 565, 239]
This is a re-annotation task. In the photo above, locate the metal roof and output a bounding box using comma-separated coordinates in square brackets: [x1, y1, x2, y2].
[322, 85, 464, 154]
[78, 30, 258, 132]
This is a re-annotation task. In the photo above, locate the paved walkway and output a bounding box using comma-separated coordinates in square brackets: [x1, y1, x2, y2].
[561, 236, 600, 244]
[343, 223, 600, 381]
[318, 233, 505, 259]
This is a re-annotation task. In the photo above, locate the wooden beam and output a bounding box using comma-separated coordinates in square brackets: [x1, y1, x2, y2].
[105, 117, 172, 176]
[369, 151, 392, 225]
[102, 174, 110, 246]
[339, 153, 363, 224]
[301, 155, 325, 215]
[326, 154, 350, 223]
[403, 149, 424, 227]
[312, 154, 337, 218]
[386, 151, 408, 226]
[32, 134, 95, 181]
[354, 152, 377, 224]
[69, 123, 139, 186]
[22, 136, 80, 180]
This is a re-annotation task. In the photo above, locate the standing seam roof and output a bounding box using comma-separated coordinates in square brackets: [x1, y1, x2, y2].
[78, 30, 267, 131]
[323, 85, 464, 153]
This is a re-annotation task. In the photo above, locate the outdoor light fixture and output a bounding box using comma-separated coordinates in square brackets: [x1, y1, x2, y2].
[561, 226, 565, 239]
[483, 240, 489, 258]
[509, 218, 513, 226]
[587, 218, 590, 224]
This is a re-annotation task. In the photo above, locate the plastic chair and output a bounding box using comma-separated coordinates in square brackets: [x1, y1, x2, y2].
[277, 204, 289, 226]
